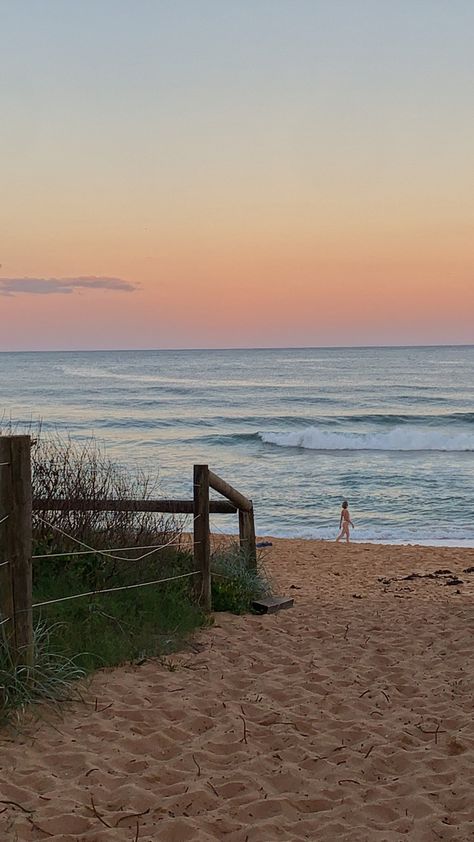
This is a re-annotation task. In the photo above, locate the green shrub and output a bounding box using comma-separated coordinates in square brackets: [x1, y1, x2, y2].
[211, 544, 272, 614]
[31, 548, 206, 674]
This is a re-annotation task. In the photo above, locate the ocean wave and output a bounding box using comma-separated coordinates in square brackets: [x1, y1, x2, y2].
[186, 432, 258, 446]
[331, 412, 474, 426]
[259, 425, 474, 452]
[259, 412, 474, 427]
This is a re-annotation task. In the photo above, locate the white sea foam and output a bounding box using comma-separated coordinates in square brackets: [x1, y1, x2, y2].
[259, 425, 474, 452]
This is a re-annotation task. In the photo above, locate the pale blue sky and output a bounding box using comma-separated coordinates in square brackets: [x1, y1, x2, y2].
[1, 1, 473, 349]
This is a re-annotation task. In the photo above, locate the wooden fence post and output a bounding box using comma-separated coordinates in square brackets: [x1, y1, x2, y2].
[0, 436, 34, 665]
[193, 464, 211, 612]
[239, 505, 257, 569]
[0, 439, 14, 647]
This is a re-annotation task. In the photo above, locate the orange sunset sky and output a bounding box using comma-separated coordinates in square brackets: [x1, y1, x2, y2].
[1, 0, 473, 350]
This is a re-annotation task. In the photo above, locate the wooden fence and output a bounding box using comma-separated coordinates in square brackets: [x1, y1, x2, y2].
[0, 435, 257, 665]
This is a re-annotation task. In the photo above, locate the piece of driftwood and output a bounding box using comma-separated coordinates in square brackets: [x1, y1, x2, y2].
[252, 596, 294, 614]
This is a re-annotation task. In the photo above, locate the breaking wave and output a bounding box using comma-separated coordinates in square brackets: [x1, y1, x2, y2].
[259, 425, 474, 452]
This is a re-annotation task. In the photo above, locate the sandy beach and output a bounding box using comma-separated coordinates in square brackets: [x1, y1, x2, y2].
[1, 538, 473, 841]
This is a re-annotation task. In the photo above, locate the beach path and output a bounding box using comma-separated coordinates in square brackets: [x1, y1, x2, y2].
[1, 540, 473, 841]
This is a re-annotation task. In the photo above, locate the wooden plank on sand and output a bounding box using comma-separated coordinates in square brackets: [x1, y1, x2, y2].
[252, 596, 294, 614]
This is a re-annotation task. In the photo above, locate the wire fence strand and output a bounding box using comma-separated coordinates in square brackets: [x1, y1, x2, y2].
[31, 570, 200, 609]
[33, 514, 196, 561]
[0, 462, 11, 467]
[0, 514, 9, 526]
[33, 540, 194, 560]
[0, 560, 10, 569]
[0, 616, 11, 627]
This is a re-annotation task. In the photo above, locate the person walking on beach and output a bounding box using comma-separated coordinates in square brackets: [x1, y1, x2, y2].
[336, 500, 354, 542]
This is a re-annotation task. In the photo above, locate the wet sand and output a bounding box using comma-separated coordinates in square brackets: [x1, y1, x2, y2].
[1, 538, 473, 841]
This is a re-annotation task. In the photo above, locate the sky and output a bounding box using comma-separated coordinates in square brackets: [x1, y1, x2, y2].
[1, 0, 473, 351]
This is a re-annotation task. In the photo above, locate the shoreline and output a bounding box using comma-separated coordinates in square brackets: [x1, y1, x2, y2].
[249, 532, 474, 550]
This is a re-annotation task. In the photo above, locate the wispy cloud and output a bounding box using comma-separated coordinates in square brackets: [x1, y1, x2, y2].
[0, 276, 138, 296]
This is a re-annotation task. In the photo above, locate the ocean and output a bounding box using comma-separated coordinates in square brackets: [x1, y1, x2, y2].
[1, 345, 473, 546]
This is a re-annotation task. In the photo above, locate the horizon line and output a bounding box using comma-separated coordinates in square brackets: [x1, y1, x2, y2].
[0, 342, 473, 354]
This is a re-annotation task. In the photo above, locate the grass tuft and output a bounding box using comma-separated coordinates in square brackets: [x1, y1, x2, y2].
[0, 621, 85, 724]
[211, 543, 272, 613]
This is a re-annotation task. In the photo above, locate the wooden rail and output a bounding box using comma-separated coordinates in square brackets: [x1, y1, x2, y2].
[208, 468, 257, 567]
[33, 498, 236, 514]
[208, 471, 252, 512]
